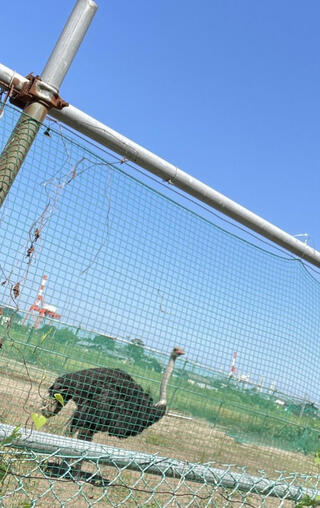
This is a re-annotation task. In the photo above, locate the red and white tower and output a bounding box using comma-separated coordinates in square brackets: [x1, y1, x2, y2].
[229, 351, 237, 378]
[33, 274, 48, 308]
[23, 274, 61, 329]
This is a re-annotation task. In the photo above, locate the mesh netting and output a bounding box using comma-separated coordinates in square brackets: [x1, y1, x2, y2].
[0, 102, 319, 506]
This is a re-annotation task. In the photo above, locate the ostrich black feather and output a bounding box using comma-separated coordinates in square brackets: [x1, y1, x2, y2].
[41, 347, 184, 442]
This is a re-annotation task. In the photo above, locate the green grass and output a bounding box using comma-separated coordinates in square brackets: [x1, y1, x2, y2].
[2, 321, 320, 456]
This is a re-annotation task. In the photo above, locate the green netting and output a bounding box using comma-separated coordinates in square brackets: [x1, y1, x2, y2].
[0, 102, 319, 506]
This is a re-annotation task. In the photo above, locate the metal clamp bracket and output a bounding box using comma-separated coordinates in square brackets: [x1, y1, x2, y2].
[10, 73, 69, 111]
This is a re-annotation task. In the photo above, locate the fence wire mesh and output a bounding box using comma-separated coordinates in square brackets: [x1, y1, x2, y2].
[0, 102, 319, 506]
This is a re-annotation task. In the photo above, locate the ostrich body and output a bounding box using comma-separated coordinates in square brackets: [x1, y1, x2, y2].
[42, 347, 184, 442]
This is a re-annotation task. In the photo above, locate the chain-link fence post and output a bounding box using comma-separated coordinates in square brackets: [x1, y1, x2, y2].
[0, 0, 97, 208]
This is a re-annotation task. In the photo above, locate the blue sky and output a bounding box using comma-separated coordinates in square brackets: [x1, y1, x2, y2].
[1, 1, 320, 402]
[1, 0, 320, 251]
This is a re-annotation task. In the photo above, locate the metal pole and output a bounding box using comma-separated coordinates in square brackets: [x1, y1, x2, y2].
[51, 104, 320, 269]
[1, 64, 320, 268]
[42, 0, 98, 90]
[0, 0, 97, 208]
[0, 102, 47, 206]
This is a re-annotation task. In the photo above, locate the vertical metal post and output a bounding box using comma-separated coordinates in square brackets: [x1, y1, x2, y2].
[0, 0, 97, 207]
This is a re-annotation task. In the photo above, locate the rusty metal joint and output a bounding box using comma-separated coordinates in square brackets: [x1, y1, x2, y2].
[10, 73, 69, 111]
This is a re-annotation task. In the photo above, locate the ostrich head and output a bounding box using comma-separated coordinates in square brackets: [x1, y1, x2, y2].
[171, 346, 185, 359]
[155, 346, 184, 408]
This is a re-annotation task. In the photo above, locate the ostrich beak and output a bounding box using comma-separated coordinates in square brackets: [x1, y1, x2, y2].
[41, 396, 60, 418]
[174, 347, 185, 356]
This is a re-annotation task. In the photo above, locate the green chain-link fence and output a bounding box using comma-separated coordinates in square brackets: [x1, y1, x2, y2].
[0, 102, 320, 506]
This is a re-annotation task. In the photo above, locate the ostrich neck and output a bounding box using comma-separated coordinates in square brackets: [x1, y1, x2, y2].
[155, 356, 175, 407]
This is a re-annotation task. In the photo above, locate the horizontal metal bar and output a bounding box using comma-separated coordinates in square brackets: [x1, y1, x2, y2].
[51, 105, 320, 268]
[0, 423, 316, 501]
[0, 64, 27, 96]
[1, 63, 320, 267]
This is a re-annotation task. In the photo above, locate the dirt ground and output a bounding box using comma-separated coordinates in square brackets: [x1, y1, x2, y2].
[0, 358, 317, 507]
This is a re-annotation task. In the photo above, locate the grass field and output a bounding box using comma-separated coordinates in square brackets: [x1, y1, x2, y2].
[0, 321, 319, 506]
[3, 321, 320, 454]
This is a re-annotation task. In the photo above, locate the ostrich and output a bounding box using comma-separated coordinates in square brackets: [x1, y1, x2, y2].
[41, 346, 184, 442]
